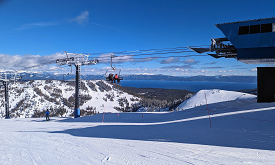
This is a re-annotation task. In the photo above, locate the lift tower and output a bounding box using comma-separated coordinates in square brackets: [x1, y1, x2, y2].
[56, 52, 98, 118]
[0, 72, 21, 118]
[3, 80, 9, 119]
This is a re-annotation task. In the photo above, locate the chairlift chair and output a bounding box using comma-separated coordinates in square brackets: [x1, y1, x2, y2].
[63, 65, 74, 82]
[104, 54, 123, 83]
[104, 68, 123, 83]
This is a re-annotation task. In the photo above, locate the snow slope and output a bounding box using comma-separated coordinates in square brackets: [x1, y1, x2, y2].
[0, 95, 274, 164]
[178, 89, 256, 110]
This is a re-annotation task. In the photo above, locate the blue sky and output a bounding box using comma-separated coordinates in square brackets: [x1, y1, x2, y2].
[0, 0, 275, 76]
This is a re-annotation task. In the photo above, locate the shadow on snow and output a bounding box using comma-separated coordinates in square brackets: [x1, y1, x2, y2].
[49, 100, 275, 151]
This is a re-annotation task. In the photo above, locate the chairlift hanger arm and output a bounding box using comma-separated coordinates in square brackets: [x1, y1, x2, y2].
[110, 54, 116, 70]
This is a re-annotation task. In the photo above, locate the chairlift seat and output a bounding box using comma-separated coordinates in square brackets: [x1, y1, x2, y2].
[105, 73, 123, 83]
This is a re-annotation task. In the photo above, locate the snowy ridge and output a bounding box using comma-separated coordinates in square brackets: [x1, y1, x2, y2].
[178, 89, 256, 110]
[0, 80, 139, 118]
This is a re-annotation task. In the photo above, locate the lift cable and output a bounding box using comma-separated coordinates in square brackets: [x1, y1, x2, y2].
[16, 46, 209, 72]
[81, 46, 191, 56]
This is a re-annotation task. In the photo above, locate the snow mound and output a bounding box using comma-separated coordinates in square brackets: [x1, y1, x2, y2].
[178, 89, 256, 110]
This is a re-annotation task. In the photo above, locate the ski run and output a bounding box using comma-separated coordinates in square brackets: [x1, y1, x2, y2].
[0, 81, 274, 164]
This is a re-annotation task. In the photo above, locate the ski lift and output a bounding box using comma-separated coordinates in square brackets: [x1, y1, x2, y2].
[104, 69, 123, 83]
[104, 54, 123, 83]
[61, 51, 75, 82]
[63, 65, 73, 82]
[13, 72, 22, 83]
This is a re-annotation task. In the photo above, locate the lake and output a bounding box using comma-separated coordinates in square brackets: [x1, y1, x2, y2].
[120, 80, 257, 92]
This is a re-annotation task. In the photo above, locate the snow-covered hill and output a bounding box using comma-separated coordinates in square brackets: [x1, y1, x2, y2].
[0, 80, 139, 118]
[178, 89, 257, 110]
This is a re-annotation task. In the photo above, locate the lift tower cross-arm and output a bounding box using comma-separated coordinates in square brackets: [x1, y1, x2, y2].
[56, 52, 98, 118]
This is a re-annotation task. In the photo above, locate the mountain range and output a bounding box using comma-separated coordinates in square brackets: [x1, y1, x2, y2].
[0, 80, 140, 118]
[18, 72, 257, 83]
[1, 79, 194, 119]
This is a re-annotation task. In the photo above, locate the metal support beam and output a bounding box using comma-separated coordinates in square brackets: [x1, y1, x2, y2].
[3, 81, 10, 119]
[74, 65, 81, 118]
[0, 72, 21, 119]
[56, 52, 98, 118]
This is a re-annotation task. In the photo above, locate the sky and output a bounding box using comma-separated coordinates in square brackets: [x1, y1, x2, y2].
[1, 0, 275, 76]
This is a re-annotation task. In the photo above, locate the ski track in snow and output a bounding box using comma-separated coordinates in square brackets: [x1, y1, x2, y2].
[0, 88, 275, 164]
[0, 99, 275, 165]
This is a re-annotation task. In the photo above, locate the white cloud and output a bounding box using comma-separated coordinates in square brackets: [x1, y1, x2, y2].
[17, 11, 90, 31]
[160, 57, 180, 64]
[97, 53, 156, 64]
[17, 22, 59, 30]
[161, 65, 193, 69]
[0, 52, 66, 71]
[70, 11, 89, 24]
[49, 66, 60, 70]
[183, 58, 198, 64]
[201, 66, 224, 69]
[250, 68, 257, 72]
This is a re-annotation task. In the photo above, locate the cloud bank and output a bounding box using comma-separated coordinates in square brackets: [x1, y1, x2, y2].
[0, 53, 65, 70]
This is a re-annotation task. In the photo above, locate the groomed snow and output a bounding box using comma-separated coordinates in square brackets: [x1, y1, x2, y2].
[178, 89, 256, 111]
[0, 94, 275, 164]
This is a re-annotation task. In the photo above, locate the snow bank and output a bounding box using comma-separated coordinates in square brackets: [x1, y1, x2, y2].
[178, 89, 256, 110]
